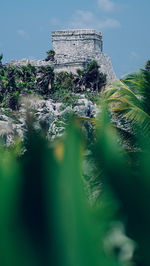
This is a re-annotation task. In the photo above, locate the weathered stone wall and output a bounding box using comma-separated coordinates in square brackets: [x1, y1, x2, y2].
[96, 53, 116, 80]
[7, 59, 54, 67]
[52, 29, 103, 64]
[53, 29, 115, 80]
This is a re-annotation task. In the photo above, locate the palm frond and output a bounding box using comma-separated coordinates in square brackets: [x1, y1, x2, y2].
[105, 79, 140, 101]
[103, 74, 150, 137]
[123, 106, 150, 136]
[124, 70, 150, 115]
[105, 88, 142, 112]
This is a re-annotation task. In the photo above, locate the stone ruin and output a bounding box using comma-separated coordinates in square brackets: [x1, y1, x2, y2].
[8, 29, 116, 80]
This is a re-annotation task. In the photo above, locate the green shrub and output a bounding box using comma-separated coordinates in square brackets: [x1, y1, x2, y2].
[54, 72, 74, 91]
[2, 106, 150, 266]
[0, 53, 3, 65]
[75, 61, 106, 92]
[7, 91, 20, 110]
[45, 50, 56, 61]
[86, 60, 99, 72]
[76, 68, 84, 76]
[145, 60, 150, 71]
[1, 105, 150, 265]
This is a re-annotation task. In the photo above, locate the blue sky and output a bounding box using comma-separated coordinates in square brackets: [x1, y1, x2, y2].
[0, 0, 149, 77]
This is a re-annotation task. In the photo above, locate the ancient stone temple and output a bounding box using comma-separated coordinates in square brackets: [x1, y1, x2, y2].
[8, 29, 116, 80]
[52, 29, 116, 80]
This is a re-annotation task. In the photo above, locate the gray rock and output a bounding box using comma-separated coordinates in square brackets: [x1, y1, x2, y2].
[0, 95, 98, 145]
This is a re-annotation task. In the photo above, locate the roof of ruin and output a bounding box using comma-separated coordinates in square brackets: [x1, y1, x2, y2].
[52, 29, 102, 37]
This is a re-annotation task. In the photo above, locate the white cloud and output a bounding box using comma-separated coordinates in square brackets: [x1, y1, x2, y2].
[98, 18, 120, 29]
[75, 10, 94, 22]
[69, 10, 120, 30]
[98, 0, 115, 12]
[69, 10, 94, 29]
[17, 29, 29, 39]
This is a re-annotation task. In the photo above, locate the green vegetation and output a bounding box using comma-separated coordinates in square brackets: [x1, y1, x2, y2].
[103, 66, 150, 139]
[51, 89, 79, 106]
[54, 71, 74, 91]
[0, 64, 54, 109]
[45, 49, 56, 61]
[1, 103, 150, 266]
[75, 60, 107, 92]
[0, 60, 106, 110]
[145, 60, 150, 71]
[0, 53, 3, 66]
[1, 56, 150, 265]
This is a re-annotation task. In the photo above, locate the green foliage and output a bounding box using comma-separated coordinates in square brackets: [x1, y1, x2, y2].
[45, 50, 55, 61]
[1, 106, 150, 265]
[54, 71, 74, 91]
[53, 61, 106, 94]
[0, 117, 116, 266]
[7, 91, 20, 110]
[103, 68, 150, 138]
[145, 60, 150, 71]
[0, 53, 3, 64]
[75, 61, 107, 92]
[1, 60, 150, 265]
[86, 60, 99, 72]
[94, 104, 150, 266]
[0, 58, 106, 110]
[37, 66, 55, 95]
[46, 50, 55, 56]
[0, 64, 55, 108]
[77, 68, 84, 76]
[51, 89, 79, 106]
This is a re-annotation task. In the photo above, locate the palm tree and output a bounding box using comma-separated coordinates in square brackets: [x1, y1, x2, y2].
[145, 60, 150, 71]
[103, 68, 150, 137]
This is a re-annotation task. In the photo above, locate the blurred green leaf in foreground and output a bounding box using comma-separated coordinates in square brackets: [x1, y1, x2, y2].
[0, 106, 150, 266]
